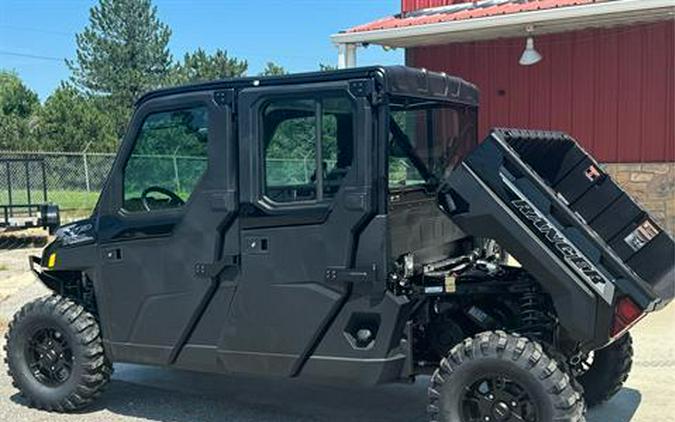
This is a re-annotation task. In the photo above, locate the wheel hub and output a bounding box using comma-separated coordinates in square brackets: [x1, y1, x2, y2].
[26, 327, 73, 387]
[461, 374, 537, 422]
[44, 349, 59, 364]
[492, 401, 511, 420]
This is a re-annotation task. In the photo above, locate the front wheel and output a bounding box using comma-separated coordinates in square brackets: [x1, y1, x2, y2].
[4, 295, 113, 412]
[428, 331, 585, 422]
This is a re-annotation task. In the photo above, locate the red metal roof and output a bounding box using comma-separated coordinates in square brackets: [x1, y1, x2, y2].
[403, 1, 476, 14]
[347, 0, 598, 33]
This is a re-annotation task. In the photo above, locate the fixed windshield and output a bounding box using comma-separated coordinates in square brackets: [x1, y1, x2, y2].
[388, 100, 477, 189]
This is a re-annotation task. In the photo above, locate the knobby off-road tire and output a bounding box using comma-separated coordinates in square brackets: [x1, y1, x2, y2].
[577, 332, 633, 407]
[4, 295, 113, 412]
[428, 331, 585, 422]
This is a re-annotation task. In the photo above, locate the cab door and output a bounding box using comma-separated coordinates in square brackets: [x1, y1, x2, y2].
[221, 81, 377, 377]
[94, 91, 239, 365]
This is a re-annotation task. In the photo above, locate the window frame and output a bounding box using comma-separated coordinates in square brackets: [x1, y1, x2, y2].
[111, 96, 212, 220]
[385, 96, 479, 194]
[258, 91, 357, 208]
[121, 105, 210, 214]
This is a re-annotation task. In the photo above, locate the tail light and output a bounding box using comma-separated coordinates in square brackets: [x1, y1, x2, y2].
[611, 296, 645, 338]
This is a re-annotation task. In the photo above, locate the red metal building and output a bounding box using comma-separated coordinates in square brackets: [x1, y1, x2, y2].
[333, 0, 674, 163]
[333, 0, 675, 233]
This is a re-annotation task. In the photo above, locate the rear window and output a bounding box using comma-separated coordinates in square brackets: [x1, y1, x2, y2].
[388, 103, 477, 189]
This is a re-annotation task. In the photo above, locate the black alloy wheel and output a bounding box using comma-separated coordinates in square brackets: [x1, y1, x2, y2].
[25, 326, 74, 387]
[428, 331, 586, 422]
[460, 373, 537, 422]
[5, 295, 113, 411]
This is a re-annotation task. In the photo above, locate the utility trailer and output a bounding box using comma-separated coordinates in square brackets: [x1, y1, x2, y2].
[0, 157, 60, 234]
[3, 66, 673, 422]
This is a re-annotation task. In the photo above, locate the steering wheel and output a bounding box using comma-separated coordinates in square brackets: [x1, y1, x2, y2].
[140, 186, 185, 211]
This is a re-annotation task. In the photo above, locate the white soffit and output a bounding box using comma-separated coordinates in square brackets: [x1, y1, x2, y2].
[331, 0, 675, 47]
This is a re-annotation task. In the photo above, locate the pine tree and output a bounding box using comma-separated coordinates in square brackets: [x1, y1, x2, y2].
[260, 62, 287, 76]
[0, 70, 39, 118]
[171, 49, 248, 84]
[38, 83, 118, 152]
[0, 70, 40, 150]
[319, 63, 337, 72]
[67, 0, 172, 136]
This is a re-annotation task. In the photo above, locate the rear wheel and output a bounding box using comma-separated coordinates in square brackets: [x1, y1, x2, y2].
[577, 332, 633, 407]
[428, 331, 585, 422]
[4, 295, 112, 412]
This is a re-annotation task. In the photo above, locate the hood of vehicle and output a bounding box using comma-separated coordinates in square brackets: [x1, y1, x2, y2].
[53, 218, 96, 247]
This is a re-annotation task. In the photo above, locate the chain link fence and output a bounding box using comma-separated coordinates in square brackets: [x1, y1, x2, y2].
[0, 151, 115, 221]
[0, 151, 321, 222]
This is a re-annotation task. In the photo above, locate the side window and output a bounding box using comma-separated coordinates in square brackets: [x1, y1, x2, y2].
[123, 106, 208, 212]
[387, 105, 474, 189]
[263, 96, 353, 203]
[388, 110, 425, 188]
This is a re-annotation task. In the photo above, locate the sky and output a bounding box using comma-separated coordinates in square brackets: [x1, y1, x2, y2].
[0, 0, 403, 100]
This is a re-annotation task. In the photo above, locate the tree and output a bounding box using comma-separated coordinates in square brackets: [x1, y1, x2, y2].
[37, 83, 117, 152]
[0, 114, 35, 151]
[67, 0, 172, 135]
[171, 48, 248, 84]
[0, 71, 39, 150]
[319, 63, 337, 72]
[260, 62, 287, 76]
[0, 70, 39, 118]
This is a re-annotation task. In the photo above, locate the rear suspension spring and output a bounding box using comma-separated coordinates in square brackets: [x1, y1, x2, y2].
[516, 285, 555, 343]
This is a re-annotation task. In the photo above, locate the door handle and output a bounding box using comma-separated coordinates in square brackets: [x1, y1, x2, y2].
[103, 248, 122, 261]
[244, 236, 269, 254]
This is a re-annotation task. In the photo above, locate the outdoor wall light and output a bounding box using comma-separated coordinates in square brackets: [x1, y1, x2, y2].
[519, 26, 542, 66]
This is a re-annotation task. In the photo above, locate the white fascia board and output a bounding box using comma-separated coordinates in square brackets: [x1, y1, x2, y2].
[331, 0, 675, 48]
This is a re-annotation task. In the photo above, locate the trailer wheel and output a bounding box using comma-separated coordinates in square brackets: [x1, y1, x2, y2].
[4, 295, 112, 412]
[428, 331, 585, 422]
[577, 332, 633, 407]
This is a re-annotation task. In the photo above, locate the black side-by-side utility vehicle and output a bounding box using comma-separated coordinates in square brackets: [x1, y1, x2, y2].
[5, 66, 674, 422]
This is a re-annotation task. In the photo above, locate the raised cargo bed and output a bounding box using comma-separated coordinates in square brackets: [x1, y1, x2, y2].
[444, 129, 674, 317]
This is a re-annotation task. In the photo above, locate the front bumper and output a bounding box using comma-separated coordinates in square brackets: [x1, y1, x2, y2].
[29, 255, 61, 292]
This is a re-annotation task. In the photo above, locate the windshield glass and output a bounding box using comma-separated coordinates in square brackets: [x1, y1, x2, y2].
[388, 100, 477, 189]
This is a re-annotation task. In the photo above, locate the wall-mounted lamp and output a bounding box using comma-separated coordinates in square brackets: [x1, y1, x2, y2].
[519, 25, 542, 66]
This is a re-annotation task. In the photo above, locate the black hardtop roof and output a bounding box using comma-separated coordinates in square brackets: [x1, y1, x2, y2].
[137, 65, 479, 107]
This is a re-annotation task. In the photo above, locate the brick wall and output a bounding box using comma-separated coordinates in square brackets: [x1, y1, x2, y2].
[604, 162, 675, 236]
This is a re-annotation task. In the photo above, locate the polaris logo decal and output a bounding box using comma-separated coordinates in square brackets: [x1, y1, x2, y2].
[499, 173, 614, 303]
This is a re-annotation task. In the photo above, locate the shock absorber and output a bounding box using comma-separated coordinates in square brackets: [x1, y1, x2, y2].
[516, 284, 555, 343]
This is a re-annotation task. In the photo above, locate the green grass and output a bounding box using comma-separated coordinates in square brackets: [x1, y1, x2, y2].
[48, 190, 101, 212]
[0, 189, 99, 210]
[0, 189, 100, 221]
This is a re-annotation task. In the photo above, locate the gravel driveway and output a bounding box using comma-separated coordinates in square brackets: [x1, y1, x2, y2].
[0, 249, 673, 422]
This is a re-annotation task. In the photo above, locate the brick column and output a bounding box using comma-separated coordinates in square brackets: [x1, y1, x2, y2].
[604, 163, 675, 236]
